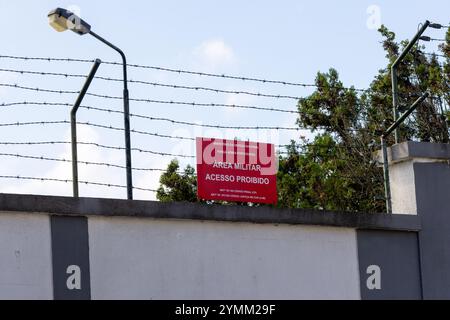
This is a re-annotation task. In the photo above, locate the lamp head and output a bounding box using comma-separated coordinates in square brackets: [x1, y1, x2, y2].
[48, 8, 91, 35]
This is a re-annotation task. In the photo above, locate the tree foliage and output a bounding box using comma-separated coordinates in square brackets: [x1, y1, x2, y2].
[157, 26, 450, 213]
[156, 160, 197, 203]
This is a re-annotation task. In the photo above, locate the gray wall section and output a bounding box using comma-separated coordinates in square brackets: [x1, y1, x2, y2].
[0, 213, 53, 299]
[0, 193, 422, 231]
[0, 193, 425, 300]
[50, 216, 91, 300]
[88, 216, 361, 300]
[414, 162, 450, 299]
[357, 230, 422, 300]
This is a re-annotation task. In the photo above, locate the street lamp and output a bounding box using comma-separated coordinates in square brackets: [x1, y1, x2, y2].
[48, 8, 133, 200]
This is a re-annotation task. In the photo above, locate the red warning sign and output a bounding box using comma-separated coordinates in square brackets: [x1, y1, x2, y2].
[196, 137, 278, 204]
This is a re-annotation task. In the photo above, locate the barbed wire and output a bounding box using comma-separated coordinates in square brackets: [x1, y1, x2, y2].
[0, 120, 70, 128]
[0, 98, 298, 115]
[86, 91, 306, 110]
[0, 83, 439, 124]
[0, 152, 182, 172]
[0, 139, 369, 158]
[0, 149, 318, 169]
[429, 38, 447, 42]
[0, 168, 371, 192]
[432, 22, 449, 28]
[0, 83, 301, 114]
[0, 68, 305, 101]
[0, 54, 370, 92]
[0, 119, 363, 137]
[0, 146, 375, 180]
[0, 120, 195, 141]
[0, 83, 78, 95]
[0, 140, 195, 159]
[0, 101, 302, 131]
[1, 54, 448, 100]
[422, 52, 448, 59]
[0, 175, 157, 192]
[1, 77, 442, 108]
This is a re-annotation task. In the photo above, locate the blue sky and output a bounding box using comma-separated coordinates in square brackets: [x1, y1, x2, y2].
[0, 0, 448, 200]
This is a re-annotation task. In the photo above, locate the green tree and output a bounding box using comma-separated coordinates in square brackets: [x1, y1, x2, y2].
[156, 160, 197, 203]
[278, 25, 449, 212]
[157, 25, 450, 213]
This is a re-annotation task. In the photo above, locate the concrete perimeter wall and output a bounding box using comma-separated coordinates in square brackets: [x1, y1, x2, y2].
[0, 213, 53, 299]
[88, 217, 359, 300]
[3, 142, 450, 300]
[0, 194, 422, 300]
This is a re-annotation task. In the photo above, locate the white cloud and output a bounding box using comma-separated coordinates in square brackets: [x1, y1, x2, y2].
[193, 39, 236, 70]
[0, 126, 126, 199]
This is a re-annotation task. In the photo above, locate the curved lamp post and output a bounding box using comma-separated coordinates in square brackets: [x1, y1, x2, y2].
[48, 8, 133, 200]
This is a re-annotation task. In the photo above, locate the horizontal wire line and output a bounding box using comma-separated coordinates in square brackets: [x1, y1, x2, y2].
[0, 120, 361, 135]
[1, 54, 447, 98]
[0, 84, 299, 114]
[0, 102, 301, 131]
[0, 54, 370, 92]
[0, 100, 298, 114]
[0, 83, 79, 94]
[0, 175, 156, 192]
[0, 79, 437, 106]
[0, 101, 302, 131]
[0, 148, 368, 180]
[0, 120, 195, 140]
[429, 38, 446, 42]
[0, 152, 180, 172]
[422, 52, 448, 59]
[0, 140, 194, 159]
[0, 140, 355, 153]
[5, 100, 437, 135]
[0, 68, 303, 101]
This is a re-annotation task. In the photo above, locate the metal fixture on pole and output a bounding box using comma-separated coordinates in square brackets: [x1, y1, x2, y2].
[48, 8, 133, 199]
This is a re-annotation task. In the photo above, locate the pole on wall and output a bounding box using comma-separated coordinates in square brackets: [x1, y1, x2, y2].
[391, 20, 430, 144]
[381, 92, 429, 213]
[71, 59, 102, 198]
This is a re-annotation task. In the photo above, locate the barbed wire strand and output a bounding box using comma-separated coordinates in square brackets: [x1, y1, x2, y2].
[0, 54, 369, 92]
[1, 55, 447, 98]
[0, 99, 298, 115]
[422, 52, 448, 59]
[0, 175, 156, 192]
[1, 77, 440, 106]
[0, 140, 194, 159]
[0, 119, 363, 137]
[429, 38, 446, 42]
[0, 101, 301, 131]
[0, 152, 185, 172]
[1, 64, 432, 102]
[0, 68, 305, 101]
[1, 137, 359, 154]
[1, 82, 442, 116]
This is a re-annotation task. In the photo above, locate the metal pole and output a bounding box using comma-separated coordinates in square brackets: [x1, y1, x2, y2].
[391, 20, 430, 144]
[71, 59, 102, 198]
[381, 136, 392, 214]
[89, 30, 133, 200]
[381, 92, 429, 213]
[384, 93, 429, 137]
[391, 67, 400, 143]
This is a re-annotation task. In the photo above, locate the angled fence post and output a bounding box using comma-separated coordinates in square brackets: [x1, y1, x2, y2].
[71, 59, 102, 198]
